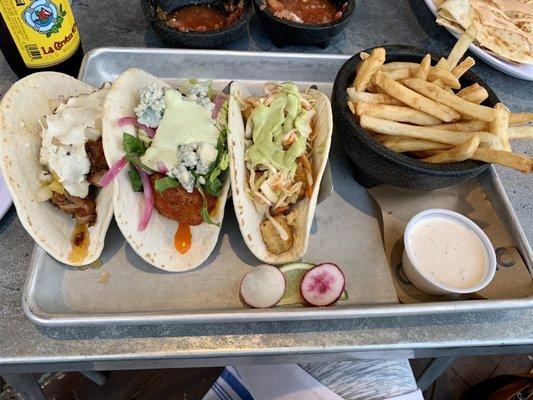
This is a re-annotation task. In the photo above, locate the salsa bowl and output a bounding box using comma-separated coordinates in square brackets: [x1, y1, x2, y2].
[141, 0, 252, 49]
[253, 0, 355, 48]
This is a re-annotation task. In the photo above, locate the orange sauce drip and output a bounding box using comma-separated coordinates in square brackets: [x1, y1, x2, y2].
[69, 223, 90, 264]
[174, 223, 192, 254]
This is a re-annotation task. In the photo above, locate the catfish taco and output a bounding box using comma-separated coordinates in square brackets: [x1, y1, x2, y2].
[228, 82, 332, 264]
[101, 69, 230, 271]
[0, 72, 113, 266]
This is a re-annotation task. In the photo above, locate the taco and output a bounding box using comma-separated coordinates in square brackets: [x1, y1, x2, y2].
[101, 69, 230, 271]
[228, 82, 332, 264]
[0, 72, 113, 266]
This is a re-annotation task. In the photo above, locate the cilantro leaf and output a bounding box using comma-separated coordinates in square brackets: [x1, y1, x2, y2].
[204, 177, 223, 197]
[125, 154, 155, 174]
[123, 132, 145, 156]
[154, 176, 180, 193]
[127, 168, 143, 192]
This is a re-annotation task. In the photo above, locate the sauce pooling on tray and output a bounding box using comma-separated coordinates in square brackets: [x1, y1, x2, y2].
[408, 216, 488, 290]
[69, 223, 90, 264]
[157, 2, 244, 32]
[265, 0, 343, 24]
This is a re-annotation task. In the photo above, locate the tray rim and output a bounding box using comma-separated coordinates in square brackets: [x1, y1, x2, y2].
[22, 47, 533, 327]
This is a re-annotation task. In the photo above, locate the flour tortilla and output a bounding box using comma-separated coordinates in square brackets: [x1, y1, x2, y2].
[102, 68, 230, 272]
[228, 82, 332, 264]
[0, 72, 113, 266]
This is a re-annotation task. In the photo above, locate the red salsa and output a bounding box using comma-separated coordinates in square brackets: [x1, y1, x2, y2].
[264, 0, 344, 24]
[157, 2, 244, 32]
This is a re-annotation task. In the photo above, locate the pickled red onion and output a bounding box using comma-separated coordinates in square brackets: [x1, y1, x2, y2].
[211, 95, 225, 120]
[138, 168, 153, 232]
[156, 161, 168, 174]
[118, 117, 156, 138]
[99, 156, 127, 187]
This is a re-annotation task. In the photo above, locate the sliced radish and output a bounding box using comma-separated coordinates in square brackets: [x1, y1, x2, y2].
[300, 263, 345, 307]
[240, 264, 286, 308]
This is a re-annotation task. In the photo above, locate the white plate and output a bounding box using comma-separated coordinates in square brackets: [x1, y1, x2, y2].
[423, 0, 533, 81]
[0, 174, 12, 221]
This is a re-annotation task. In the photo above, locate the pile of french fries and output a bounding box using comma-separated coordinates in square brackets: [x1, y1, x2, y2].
[347, 27, 533, 173]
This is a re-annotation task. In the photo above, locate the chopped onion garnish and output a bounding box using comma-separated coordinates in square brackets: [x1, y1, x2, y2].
[99, 155, 127, 187]
[118, 117, 156, 139]
[211, 95, 225, 120]
[138, 168, 153, 232]
[156, 161, 168, 174]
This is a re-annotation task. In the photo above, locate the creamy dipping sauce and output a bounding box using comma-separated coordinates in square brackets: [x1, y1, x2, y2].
[408, 216, 488, 290]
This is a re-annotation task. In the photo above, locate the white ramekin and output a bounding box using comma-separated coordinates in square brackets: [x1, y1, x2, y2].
[402, 209, 497, 295]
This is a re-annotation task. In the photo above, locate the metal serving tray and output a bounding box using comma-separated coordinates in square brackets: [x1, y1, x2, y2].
[23, 48, 533, 326]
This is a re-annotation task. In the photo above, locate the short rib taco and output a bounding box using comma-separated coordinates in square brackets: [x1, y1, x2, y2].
[102, 69, 230, 271]
[228, 82, 332, 264]
[0, 72, 113, 266]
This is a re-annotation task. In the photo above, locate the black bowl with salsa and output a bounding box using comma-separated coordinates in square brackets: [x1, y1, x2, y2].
[141, 0, 252, 48]
[253, 0, 354, 47]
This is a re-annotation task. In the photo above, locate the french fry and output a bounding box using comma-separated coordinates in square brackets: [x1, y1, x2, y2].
[456, 83, 489, 104]
[384, 67, 412, 80]
[414, 54, 431, 80]
[472, 148, 533, 173]
[359, 115, 473, 145]
[435, 57, 450, 69]
[359, 115, 497, 146]
[355, 101, 442, 125]
[382, 137, 452, 152]
[509, 126, 533, 140]
[430, 58, 450, 88]
[447, 25, 477, 70]
[402, 78, 495, 122]
[423, 135, 480, 163]
[347, 100, 356, 115]
[490, 103, 511, 151]
[509, 112, 533, 125]
[382, 62, 418, 71]
[354, 47, 386, 91]
[373, 134, 389, 142]
[426, 67, 461, 89]
[431, 120, 488, 132]
[373, 71, 460, 122]
[383, 61, 459, 88]
[346, 88, 404, 105]
[452, 57, 475, 78]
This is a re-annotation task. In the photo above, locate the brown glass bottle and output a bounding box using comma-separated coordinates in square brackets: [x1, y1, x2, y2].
[0, 0, 84, 78]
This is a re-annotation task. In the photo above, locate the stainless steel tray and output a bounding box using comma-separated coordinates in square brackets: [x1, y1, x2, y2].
[22, 48, 533, 327]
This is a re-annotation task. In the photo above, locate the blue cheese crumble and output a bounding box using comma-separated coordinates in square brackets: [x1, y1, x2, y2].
[182, 83, 214, 112]
[171, 142, 218, 192]
[134, 85, 166, 128]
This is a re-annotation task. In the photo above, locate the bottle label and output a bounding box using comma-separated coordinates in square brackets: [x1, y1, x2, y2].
[0, 0, 80, 68]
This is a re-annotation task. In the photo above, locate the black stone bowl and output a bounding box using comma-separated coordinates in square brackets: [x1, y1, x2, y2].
[253, 0, 355, 48]
[332, 45, 496, 190]
[140, 0, 252, 49]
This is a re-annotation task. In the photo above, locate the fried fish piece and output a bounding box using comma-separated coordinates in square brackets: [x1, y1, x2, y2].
[260, 214, 293, 255]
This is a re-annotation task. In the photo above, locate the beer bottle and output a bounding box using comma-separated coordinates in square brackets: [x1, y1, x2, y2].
[0, 0, 84, 78]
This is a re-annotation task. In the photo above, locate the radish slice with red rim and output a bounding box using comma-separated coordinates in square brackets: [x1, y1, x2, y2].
[240, 264, 286, 309]
[300, 263, 345, 307]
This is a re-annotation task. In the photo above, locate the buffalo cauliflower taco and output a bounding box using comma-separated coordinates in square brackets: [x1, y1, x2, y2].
[228, 82, 332, 264]
[102, 69, 230, 271]
[0, 72, 113, 266]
